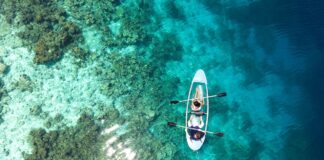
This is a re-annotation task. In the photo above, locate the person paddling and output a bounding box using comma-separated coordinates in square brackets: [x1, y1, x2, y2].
[188, 126, 205, 142]
[188, 113, 205, 142]
[191, 86, 204, 111]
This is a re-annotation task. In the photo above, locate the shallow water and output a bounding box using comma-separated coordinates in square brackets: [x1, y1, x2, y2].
[0, 0, 323, 159]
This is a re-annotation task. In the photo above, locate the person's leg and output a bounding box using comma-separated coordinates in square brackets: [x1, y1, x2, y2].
[195, 85, 204, 105]
[194, 86, 200, 99]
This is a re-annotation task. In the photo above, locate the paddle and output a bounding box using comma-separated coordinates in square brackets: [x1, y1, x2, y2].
[170, 92, 227, 104]
[167, 122, 224, 137]
[189, 111, 207, 116]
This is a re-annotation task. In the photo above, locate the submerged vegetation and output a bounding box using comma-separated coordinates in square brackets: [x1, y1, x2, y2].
[0, 0, 82, 64]
[24, 114, 103, 160]
[1, 0, 184, 159]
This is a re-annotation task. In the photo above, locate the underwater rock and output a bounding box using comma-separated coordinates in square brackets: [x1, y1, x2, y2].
[96, 106, 120, 122]
[1, 0, 82, 64]
[156, 143, 177, 160]
[25, 113, 103, 160]
[100, 52, 160, 98]
[29, 105, 43, 117]
[44, 119, 53, 128]
[12, 74, 34, 92]
[33, 28, 81, 64]
[0, 63, 7, 74]
[70, 47, 88, 60]
[117, 15, 148, 45]
[34, 35, 62, 64]
[54, 114, 64, 122]
[44, 114, 65, 129]
[130, 134, 176, 160]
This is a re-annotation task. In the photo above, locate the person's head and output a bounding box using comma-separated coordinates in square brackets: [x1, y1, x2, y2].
[193, 100, 201, 107]
[194, 132, 202, 139]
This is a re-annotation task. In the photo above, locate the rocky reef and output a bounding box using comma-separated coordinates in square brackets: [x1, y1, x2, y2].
[1, 0, 184, 159]
[64, 0, 150, 48]
[0, 0, 82, 64]
[96, 48, 181, 159]
[100, 52, 159, 97]
[24, 114, 104, 160]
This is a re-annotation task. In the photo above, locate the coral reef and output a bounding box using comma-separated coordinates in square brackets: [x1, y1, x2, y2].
[64, 0, 120, 26]
[0, 0, 82, 64]
[1, 0, 184, 159]
[134, 134, 177, 160]
[33, 32, 64, 64]
[151, 33, 183, 66]
[29, 104, 48, 118]
[97, 49, 181, 159]
[24, 113, 104, 160]
[115, 15, 148, 45]
[70, 47, 88, 61]
[32, 22, 81, 64]
[64, 0, 150, 48]
[90, 4, 184, 156]
[99, 52, 158, 97]
[44, 114, 65, 129]
[11, 74, 34, 92]
[69, 47, 90, 67]
[0, 62, 8, 74]
[95, 104, 120, 122]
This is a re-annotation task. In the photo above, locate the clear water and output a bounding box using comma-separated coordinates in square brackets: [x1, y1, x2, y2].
[0, 0, 323, 159]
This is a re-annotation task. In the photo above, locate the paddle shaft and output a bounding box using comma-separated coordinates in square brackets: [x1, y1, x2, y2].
[177, 94, 224, 103]
[173, 124, 221, 135]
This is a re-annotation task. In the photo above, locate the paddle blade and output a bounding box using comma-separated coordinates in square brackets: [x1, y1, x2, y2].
[170, 100, 179, 104]
[167, 122, 177, 127]
[215, 132, 224, 137]
[217, 92, 227, 97]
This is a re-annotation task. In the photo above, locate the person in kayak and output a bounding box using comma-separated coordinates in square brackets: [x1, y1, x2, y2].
[188, 114, 204, 128]
[191, 86, 204, 111]
[191, 100, 203, 111]
[188, 126, 205, 141]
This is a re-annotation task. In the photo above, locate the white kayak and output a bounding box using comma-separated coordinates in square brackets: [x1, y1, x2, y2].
[185, 69, 209, 151]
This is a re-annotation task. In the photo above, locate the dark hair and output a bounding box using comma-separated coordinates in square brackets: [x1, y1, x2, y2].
[195, 132, 202, 139]
[193, 101, 201, 107]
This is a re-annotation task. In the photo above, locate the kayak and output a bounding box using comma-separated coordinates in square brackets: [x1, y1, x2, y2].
[185, 69, 209, 151]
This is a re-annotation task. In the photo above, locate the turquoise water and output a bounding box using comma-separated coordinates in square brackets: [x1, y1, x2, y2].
[0, 0, 323, 159]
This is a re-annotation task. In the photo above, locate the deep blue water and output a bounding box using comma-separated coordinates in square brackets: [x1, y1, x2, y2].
[210, 0, 324, 158]
[223, 0, 324, 158]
